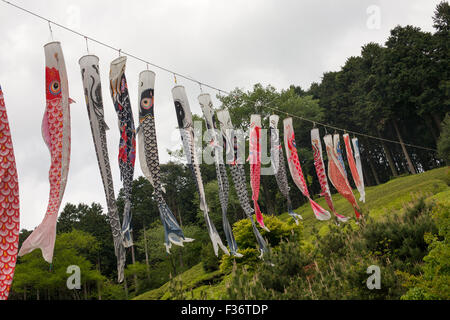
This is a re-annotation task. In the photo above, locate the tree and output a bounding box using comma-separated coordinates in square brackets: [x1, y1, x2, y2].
[437, 113, 450, 163]
[11, 230, 105, 300]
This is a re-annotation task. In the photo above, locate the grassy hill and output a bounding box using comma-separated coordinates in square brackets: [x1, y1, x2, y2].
[134, 166, 449, 300]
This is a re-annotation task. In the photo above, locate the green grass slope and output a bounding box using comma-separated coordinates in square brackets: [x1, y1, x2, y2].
[134, 167, 449, 300]
[283, 166, 449, 236]
[133, 263, 225, 300]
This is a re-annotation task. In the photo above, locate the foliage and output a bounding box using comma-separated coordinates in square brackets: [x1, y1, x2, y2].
[400, 201, 450, 299]
[132, 222, 209, 294]
[225, 196, 443, 300]
[437, 113, 450, 163]
[219, 214, 302, 273]
[11, 230, 105, 300]
[133, 263, 223, 300]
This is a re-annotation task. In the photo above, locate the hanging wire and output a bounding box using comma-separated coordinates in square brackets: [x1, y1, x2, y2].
[47, 20, 53, 41]
[0, 0, 438, 153]
[84, 36, 89, 54]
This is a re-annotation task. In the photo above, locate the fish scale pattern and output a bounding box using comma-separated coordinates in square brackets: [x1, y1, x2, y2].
[311, 129, 349, 222]
[141, 116, 190, 251]
[0, 86, 20, 300]
[269, 122, 301, 223]
[284, 120, 330, 221]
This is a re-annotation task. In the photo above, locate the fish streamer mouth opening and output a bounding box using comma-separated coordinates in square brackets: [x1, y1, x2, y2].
[139, 70, 156, 77]
[43, 41, 61, 48]
[78, 54, 99, 65]
[110, 56, 127, 66]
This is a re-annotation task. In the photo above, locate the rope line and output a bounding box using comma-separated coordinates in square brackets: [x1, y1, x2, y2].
[0, 0, 438, 152]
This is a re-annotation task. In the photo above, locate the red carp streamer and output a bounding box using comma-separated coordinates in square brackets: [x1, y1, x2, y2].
[0, 85, 20, 300]
[323, 134, 361, 219]
[343, 134, 365, 202]
[284, 118, 331, 221]
[19, 42, 73, 262]
[248, 115, 269, 231]
[311, 128, 349, 222]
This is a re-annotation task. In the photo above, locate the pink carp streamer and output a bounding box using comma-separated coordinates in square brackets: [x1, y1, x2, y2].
[0, 85, 20, 300]
[248, 115, 269, 231]
[344, 134, 365, 202]
[283, 118, 331, 221]
[19, 42, 73, 263]
[323, 134, 361, 219]
[311, 128, 349, 222]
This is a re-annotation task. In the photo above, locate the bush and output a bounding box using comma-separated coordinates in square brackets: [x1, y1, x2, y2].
[219, 214, 303, 273]
[400, 202, 450, 300]
[225, 196, 443, 300]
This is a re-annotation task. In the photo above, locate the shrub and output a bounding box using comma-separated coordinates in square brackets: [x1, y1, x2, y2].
[400, 202, 450, 299]
[219, 214, 303, 273]
[225, 196, 443, 300]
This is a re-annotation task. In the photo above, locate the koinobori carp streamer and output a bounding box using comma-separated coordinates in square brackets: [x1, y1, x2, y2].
[109, 56, 136, 248]
[352, 137, 365, 202]
[79, 54, 126, 282]
[138, 71, 193, 253]
[18, 42, 74, 264]
[311, 128, 349, 222]
[333, 134, 347, 178]
[343, 133, 365, 203]
[323, 134, 361, 219]
[216, 109, 268, 257]
[172, 85, 228, 257]
[19, 42, 73, 263]
[269, 115, 302, 224]
[248, 114, 269, 231]
[0, 85, 20, 300]
[283, 118, 331, 221]
[199, 93, 240, 256]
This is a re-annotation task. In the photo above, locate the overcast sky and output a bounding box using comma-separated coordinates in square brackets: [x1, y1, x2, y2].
[0, 0, 442, 230]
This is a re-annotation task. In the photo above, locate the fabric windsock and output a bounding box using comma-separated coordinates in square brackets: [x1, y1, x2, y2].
[109, 56, 136, 248]
[343, 134, 365, 203]
[351, 137, 365, 203]
[199, 93, 240, 257]
[79, 54, 126, 282]
[19, 42, 73, 263]
[216, 109, 268, 257]
[172, 85, 228, 256]
[283, 118, 331, 221]
[248, 114, 269, 231]
[138, 71, 193, 253]
[323, 134, 361, 219]
[0, 85, 20, 300]
[333, 134, 347, 178]
[269, 115, 302, 224]
[311, 128, 349, 222]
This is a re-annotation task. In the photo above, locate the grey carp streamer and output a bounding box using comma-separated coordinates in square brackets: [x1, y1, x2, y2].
[216, 109, 268, 257]
[137, 71, 193, 253]
[172, 85, 229, 257]
[79, 54, 126, 282]
[199, 93, 240, 257]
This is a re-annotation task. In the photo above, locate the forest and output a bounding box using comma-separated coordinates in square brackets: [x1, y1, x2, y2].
[8, 1, 450, 300]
